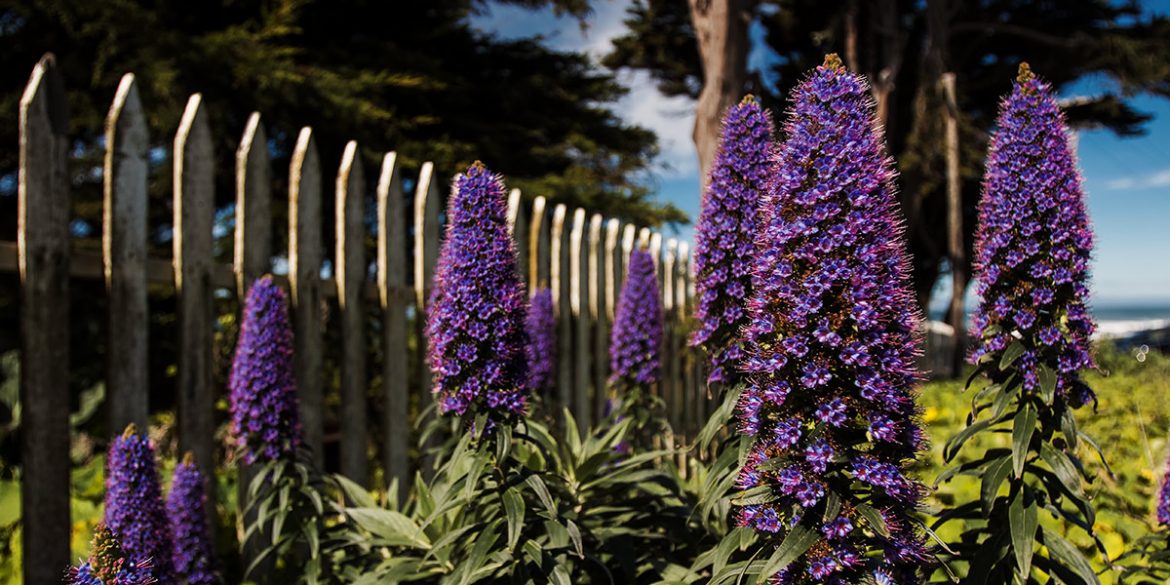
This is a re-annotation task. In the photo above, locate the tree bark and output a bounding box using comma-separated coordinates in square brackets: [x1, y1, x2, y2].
[689, 0, 754, 187]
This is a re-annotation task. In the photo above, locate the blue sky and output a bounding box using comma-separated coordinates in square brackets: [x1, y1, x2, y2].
[473, 1, 1170, 308]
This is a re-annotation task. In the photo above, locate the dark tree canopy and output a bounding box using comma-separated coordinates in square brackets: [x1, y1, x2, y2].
[605, 0, 1170, 309]
[0, 0, 687, 249]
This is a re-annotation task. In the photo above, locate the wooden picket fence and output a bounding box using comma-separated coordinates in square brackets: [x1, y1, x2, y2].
[6, 54, 711, 584]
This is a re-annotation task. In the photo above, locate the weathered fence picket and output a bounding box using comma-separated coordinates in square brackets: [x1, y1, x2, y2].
[18, 54, 72, 585]
[289, 127, 325, 467]
[104, 73, 150, 433]
[377, 152, 410, 494]
[173, 94, 216, 475]
[0, 57, 917, 581]
[336, 141, 369, 484]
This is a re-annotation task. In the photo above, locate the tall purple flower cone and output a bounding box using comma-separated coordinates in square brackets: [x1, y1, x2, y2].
[166, 453, 218, 585]
[104, 425, 174, 584]
[426, 162, 529, 422]
[229, 276, 301, 464]
[736, 55, 927, 584]
[67, 523, 156, 585]
[969, 63, 1097, 406]
[609, 250, 663, 390]
[1158, 456, 1170, 526]
[526, 288, 556, 396]
[692, 95, 774, 388]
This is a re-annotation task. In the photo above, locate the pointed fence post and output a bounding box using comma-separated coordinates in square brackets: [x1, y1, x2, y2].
[104, 73, 149, 432]
[589, 214, 607, 423]
[19, 54, 71, 585]
[413, 162, 442, 474]
[289, 127, 324, 467]
[174, 94, 216, 475]
[336, 141, 368, 484]
[550, 204, 572, 415]
[235, 112, 272, 297]
[569, 208, 591, 425]
[377, 152, 410, 495]
[528, 195, 548, 290]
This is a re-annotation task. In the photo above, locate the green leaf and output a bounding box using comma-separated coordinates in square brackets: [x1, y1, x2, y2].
[502, 488, 524, 551]
[756, 522, 819, 583]
[698, 385, 742, 449]
[347, 507, 430, 549]
[855, 503, 889, 537]
[335, 474, 376, 508]
[981, 456, 1012, 515]
[712, 527, 752, 578]
[1040, 526, 1102, 585]
[458, 519, 501, 585]
[731, 485, 778, 506]
[1038, 364, 1057, 405]
[566, 519, 584, 558]
[525, 475, 557, 518]
[1012, 403, 1037, 478]
[1040, 442, 1085, 498]
[1000, 341, 1026, 370]
[1009, 487, 1039, 579]
[943, 416, 1000, 462]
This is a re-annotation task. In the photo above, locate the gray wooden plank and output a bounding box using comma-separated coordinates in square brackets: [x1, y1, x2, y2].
[289, 126, 324, 467]
[550, 204, 572, 415]
[528, 195, 547, 290]
[336, 140, 368, 484]
[377, 151, 409, 495]
[18, 54, 72, 585]
[569, 208, 590, 426]
[589, 214, 607, 423]
[174, 93, 216, 476]
[507, 188, 529, 292]
[103, 73, 149, 432]
[413, 162, 442, 475]
[234, 112, 272, 298]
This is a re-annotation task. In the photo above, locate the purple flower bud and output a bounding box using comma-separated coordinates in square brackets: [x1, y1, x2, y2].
[229, 276, 301, 464]
[692, 95, 775, 387]
[735, 55, 927, 582]
[426, 162, 529, 424]
[610, 250, 663, 389]
[525, 288, 556, 395]
[166, 454, 218, 585]
[970, 64, 1097, 405]
[104, 425, 174, 584]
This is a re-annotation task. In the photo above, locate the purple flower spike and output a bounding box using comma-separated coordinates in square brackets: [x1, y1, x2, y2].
[166, 453, 218, 585]
[736, 55, 927, 583]
[969, 63, 1097, 406]
[526, 288, 556, 395]
[229, 276, 301, 464]
[1157, 457, 1170, 526]
[692, 95, 774, 388]
[105, 425, 174, 584]
[610, 249, 663, 390]
[426, 162, 529, 423]
[68, 524, 156, 585]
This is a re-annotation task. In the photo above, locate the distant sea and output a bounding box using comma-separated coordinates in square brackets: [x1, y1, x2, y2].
[928, 302, 1170, 339]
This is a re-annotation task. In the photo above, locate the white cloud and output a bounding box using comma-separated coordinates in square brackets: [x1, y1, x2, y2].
[1105, 168, 1170, 190]
[615, 70, 698, 178]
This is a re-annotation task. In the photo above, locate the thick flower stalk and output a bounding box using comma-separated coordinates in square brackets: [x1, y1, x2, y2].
[105, 425, 174, 584]
[526, 288, 556, 396]
[229, 275, 301, 464]
[67, 524, 155, 585]
[734, 54, 927, 584]
[166, 453, 218, 585]
[692, 95, 774, 388]
[426, 162, 529, 422]
[968, 63, 1096, 404]
[940, 64, 1102, 584]
[609, 249, 663, 391]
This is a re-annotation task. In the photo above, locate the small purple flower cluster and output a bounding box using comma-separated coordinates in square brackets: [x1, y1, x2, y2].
[104, 425, 174, 584]
[609, 250, 663, 389]
[1158, 459, 1170, 526]
[526, 288, 557, 395]
[166, 454, 218, 585]
[969, 63, 1096, 406]
[692, 95, 774, 387]
[229, 276, 302, 464]
[426, 162, 529, 421]
[736, 55, 926, 583]
[67, 524, 155, 585]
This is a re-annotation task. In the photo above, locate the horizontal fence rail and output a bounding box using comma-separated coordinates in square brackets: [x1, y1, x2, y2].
[5, 55, 705, 585]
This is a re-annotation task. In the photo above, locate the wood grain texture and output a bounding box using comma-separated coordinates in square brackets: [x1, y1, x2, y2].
[589, 214, 607, 422]
[18, 54, 71, 585]
[377, 152, 409, 494]
[336, 141, 368, 484]
[234, 112, 272, 297]
[569, 208, 590, 426]
[550, 204, 572, 414]
[507, 188, 529, 291]
[289, 126, 324, 467]
[174, 93, 216, 475]
[103, 73, 149, 432]
[528, 195, 548, 290]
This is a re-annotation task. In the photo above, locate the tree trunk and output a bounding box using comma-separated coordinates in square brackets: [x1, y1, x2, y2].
[689, 0, 754, 187]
